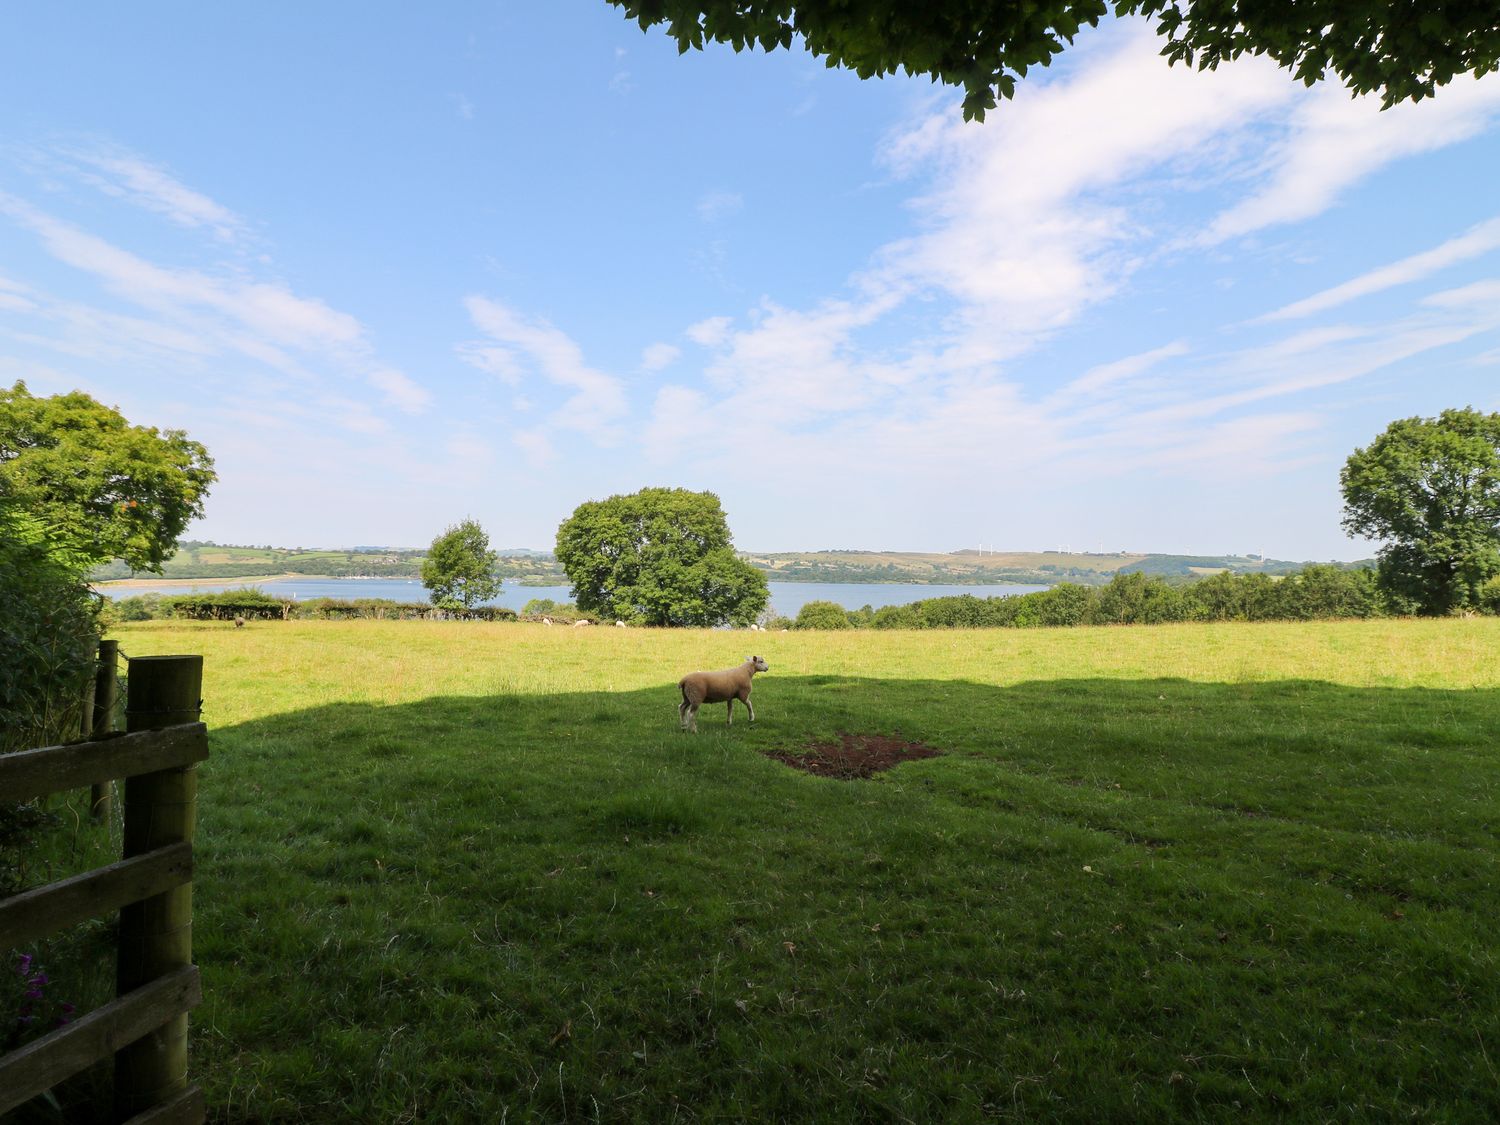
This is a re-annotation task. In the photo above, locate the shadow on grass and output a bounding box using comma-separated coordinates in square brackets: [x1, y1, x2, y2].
[179, 675, 1500, 1122]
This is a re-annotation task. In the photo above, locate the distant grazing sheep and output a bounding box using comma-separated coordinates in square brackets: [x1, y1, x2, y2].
[573, 619, 592, 628]
[615, 620, 626, 627]
[678, 655, 769, 733]
[233, 616, 245, 629]
[542, 617, 552, 626]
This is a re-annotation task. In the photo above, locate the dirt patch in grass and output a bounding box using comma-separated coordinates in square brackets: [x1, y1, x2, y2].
[765, 733, 944, 780]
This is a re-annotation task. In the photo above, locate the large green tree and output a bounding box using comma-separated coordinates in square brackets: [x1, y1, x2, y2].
[555, 487, 768, 626]
[422, 519, 503, 611]
[609, 1, 1500, 120]
[0, 381, 215, 572]
[1341, 408, 1500, 615]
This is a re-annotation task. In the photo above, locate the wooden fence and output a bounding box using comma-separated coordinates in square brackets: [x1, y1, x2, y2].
[0, 652, 206, 1124]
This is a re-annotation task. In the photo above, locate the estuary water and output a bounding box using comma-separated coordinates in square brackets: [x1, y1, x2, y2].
[95, 577, 1049, 616]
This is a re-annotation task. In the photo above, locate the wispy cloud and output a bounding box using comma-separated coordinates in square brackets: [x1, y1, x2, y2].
[1047, 340, 1191, 405]
[61, 145, 250, 242]
[0, 192, 364, 357]
[685, 316, 732, 347]
[696, 190, 743, 222]
[368, 369, 431, 414]
[640, 342, 680, 371]
[1202, 81, 1500, 245]
[0, 176, 434, 440]
[461, 296, 627, 437]
[874, 25, 1294, 364]
[1261, 217, 1500, 321]
[513, 428, 556, 467]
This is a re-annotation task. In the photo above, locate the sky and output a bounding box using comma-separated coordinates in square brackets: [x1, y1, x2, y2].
[2, 4, 1498, 559]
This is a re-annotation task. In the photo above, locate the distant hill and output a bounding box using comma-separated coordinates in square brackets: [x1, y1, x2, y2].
[739, 549, 1372, 586]
[93, 541, 1373, 587]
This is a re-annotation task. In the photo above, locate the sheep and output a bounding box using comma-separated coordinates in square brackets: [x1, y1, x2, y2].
[233, 615, 246, 629]
[542, 617, 552, 626]
[678, 655, 769, 733]
[615, 620, 626, 628]
[573, 619, 592, 627]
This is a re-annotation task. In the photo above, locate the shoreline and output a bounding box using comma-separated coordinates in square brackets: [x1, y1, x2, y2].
[92, 572, 326, 590]
[93, 573, 1053, 592]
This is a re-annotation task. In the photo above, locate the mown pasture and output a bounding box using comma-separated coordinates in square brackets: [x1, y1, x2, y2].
[96, 619, 1500, 1120]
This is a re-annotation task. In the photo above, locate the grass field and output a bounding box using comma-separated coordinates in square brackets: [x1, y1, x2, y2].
[69, 620, 1500, 1119]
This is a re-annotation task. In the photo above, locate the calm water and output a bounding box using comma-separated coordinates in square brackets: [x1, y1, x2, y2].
[96, 577, 1048, 615]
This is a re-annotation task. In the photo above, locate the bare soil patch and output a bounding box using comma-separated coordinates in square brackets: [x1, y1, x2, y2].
[765, 733, 944, 780]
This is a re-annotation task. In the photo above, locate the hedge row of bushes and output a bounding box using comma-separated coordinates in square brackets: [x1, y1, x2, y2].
[107, 589, 518, 623]
[788, 566, 1441, 630]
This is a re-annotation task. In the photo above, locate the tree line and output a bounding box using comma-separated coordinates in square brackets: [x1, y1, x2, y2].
[785, 565, 1468, 630]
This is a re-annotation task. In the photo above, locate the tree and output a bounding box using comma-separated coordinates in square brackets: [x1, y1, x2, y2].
[554, 487, 769, 626]
[0, 381, 215, 572]
[608, 1, 1500, 121]
[1341, 408, 1500, 615]
[421, 520, 502, 612]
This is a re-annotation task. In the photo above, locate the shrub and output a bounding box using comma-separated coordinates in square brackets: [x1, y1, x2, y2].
[1093, 573, 1189, 625]
[793, 600, 853, 630]
[109, 593, 166, 622]
[1476, 575, 1500, 614]
[0, 505, 98, 752]
[1275, 564, 1384, 620]
[1012, 583, 1095, 627]
[1182, 572, 1252, 621]
[520, 599, 585, 623]
[871, 603, 921, 629]
[163, 591, 290, 621]
[976, 595, 1024, 627]
[910, 595, 991, 628]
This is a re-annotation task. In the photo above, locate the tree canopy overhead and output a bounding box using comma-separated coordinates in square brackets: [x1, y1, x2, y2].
[0, 381, 215, 573]
[608, 0, 1500, 120]
[555, 487, 769, 627]
[1341, 407, 1500, 615]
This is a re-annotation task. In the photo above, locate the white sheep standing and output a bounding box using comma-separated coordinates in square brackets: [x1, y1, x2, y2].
[542, 617, 553, 626]
[573, 619, 592, 628]
[615, 620, 627, 628]
[678, 655, 769, 733]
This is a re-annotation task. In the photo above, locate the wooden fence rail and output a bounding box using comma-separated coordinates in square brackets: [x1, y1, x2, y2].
[0, 651, 206, 1124]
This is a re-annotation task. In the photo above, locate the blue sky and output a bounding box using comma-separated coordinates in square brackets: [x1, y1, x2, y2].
[2, 5, 1498, 559]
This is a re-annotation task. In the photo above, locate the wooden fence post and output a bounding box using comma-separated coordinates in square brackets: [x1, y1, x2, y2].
[115, 655, 202, 1120]
[89, 639, 119, 822]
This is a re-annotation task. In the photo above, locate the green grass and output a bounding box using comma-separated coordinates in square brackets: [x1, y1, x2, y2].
[80, 620, 1500, 1119]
